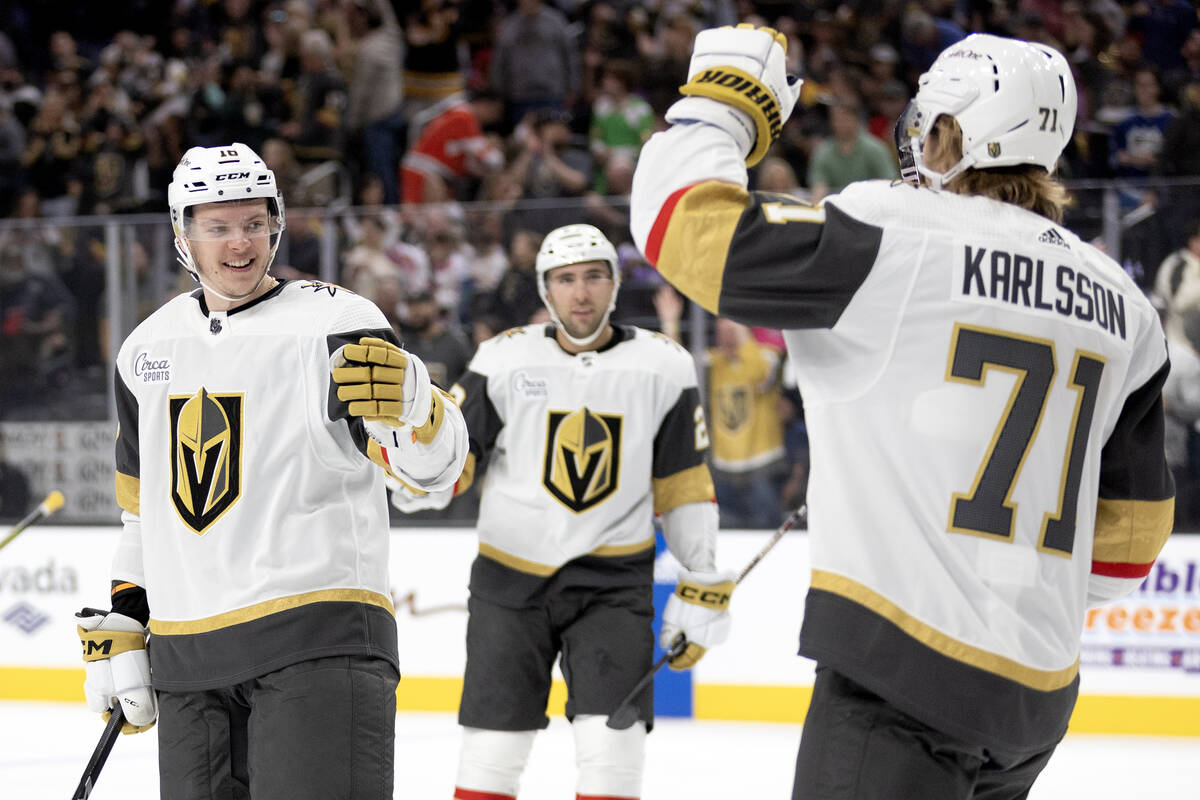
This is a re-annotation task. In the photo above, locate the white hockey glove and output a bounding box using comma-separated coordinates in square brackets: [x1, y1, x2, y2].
[77, 609, 157, 734]
[667, 24, 802, 166]
[332, 337, 434, 432]
[389, 480, 454, 513]
[659, 568, 735, 670]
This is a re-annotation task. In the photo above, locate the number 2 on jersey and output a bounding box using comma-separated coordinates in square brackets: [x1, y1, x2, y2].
[946, 324, 1105, 557]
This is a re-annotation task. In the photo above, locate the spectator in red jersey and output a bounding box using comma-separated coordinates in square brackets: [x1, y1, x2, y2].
[400, 89, 504, 204]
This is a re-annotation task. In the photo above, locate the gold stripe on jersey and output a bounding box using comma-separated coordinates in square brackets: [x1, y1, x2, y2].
[478, 542, 558, 577]
[810, 570, 1079, 691]
[653, 463, 716, 514]
[591, 537, 655, 557]
[148, 588, 396, 635]
[478, 538, 656, 578]
[401, 70, 463, 99]
[116, 471, 139, 514]
[654, 180, 748, 314]
[1093, 497, 1174, 567]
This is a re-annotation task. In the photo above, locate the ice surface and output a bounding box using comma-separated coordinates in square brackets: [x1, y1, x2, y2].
[1, 702, 1196, 798]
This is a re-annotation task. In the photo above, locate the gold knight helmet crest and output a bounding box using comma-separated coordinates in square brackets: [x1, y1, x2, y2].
[542, 407, 623, 513]
[169, 387, 244, 533]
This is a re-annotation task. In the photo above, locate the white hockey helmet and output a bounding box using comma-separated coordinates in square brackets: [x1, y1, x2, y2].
[167, 142, 286, 276]
[900, 34, 1077, 188]
[535, 224, 621, 347]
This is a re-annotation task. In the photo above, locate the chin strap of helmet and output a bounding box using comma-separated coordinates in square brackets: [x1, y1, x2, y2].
[549, 307, 613, 348]
[538, 265, 618, 348]
[911, 143, 974, 192]
[174, 235, 275, 305]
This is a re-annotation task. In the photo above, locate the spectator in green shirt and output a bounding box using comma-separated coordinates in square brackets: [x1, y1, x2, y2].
[807, 97, 898, 202]
[589, 59, 655, 194]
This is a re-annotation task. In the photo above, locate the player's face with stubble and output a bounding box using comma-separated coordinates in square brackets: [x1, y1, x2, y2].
[545, 260, 615, 340]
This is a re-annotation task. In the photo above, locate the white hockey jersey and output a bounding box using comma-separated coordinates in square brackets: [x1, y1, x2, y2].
[631, 123, 1174, 757]
[450, 324, 715, 607]
[112, 280, 466, 690]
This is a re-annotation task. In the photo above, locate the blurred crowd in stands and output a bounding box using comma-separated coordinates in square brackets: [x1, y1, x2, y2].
[3, 0, 1200, 528]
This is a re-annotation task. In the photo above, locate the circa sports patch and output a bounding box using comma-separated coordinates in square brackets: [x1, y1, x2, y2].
[132, 351, 172, 384]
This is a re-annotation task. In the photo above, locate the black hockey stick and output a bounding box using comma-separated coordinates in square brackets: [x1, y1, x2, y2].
[72, 703, 125, 799]
[607, 505, 808, 730]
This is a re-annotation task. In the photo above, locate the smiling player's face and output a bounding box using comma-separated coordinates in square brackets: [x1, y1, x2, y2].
[185, 199, 274, 309]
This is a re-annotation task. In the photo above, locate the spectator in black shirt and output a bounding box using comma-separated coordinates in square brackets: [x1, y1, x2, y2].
[475, 228, 542, 331]
[398, 289, 473, 390]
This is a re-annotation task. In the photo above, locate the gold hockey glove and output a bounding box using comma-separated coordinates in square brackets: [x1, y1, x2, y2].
[660, 568, 735, 670]
[332, 337, 434, 430]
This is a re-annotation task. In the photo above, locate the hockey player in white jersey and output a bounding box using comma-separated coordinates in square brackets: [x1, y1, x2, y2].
[630, 28, 1174, 799]
[75, 142, 468, 799]
[397, 223, 726, 800]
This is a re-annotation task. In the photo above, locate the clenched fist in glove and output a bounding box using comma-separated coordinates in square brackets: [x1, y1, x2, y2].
[333, 337, 435, 432]
[77, 609, 157, 734]
[667, 24, 802, 166]
[660, 568, 736, 670]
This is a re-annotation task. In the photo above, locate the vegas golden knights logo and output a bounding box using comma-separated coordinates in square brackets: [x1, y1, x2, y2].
[169, 388, 243, 534]
[543, 407, 622, 513]
[715, 385, 751, 434]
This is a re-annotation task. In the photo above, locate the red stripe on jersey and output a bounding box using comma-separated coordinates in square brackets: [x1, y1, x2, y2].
[453, 788, 515, 800]
[644, 184, 696, 265]
[1091, 559, 1153, 579]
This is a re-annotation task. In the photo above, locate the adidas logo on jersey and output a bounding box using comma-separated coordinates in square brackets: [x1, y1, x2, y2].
[1038, 228, 1068, 248]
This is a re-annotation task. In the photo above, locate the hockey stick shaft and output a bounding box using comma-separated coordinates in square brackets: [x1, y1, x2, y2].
[607, 505, 808, 729]
[0, 490, 65, 551]
[72, 703, 124, 799]
[734, 504, 807, 584]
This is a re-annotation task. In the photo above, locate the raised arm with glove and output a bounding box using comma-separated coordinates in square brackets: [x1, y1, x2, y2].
[666, 24, 802, 166]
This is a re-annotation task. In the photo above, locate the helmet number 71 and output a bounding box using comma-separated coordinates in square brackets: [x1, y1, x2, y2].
[1038, 107, 1059, 132]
